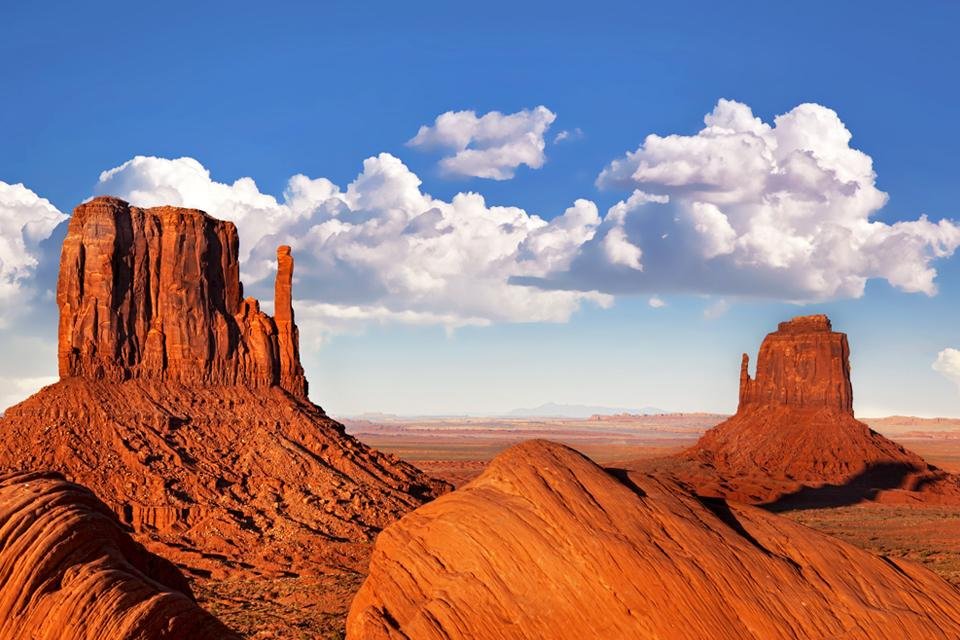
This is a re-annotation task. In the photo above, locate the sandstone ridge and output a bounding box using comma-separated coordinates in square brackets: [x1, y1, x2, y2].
[0, 471, 235, 640]
[347, 440, 960, 640]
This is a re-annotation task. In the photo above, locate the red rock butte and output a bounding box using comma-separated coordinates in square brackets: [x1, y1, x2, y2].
[655, 314, 960, 506]
[0, 470, 235, 640]
[347, 440, 960, 640]
[0, 196, 448, 582]
[58, 196, 307, 397]
[738, 314, 852, 413]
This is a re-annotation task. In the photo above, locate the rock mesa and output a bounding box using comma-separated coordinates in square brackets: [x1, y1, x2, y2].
[348, 440, 960, 640]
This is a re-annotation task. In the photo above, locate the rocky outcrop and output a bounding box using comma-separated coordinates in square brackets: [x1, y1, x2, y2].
[1, 197, 448, 585]
[659, 314, 960, 505]
[274, 245, 306, 398]
[738, 315, 852, 412]
[0, 471, 235, 640]
[57, 196, 307, 397]
[347, 440, 960, 640]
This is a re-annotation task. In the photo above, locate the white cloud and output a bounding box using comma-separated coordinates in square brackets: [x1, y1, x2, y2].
[96, 154, 611, 336]
[689, 202, 736, 259]
[408, 106, 557, 180]
[602, 225, 643, 270]
[572, 98, 960, 301]
[933, 349, 960, 390]
[0, 182, 67, 325]
[96, 157, 298, 263]
[554, 127, 584, 144]
[8, 97, 956, 349]
[648, 296, 666, 308]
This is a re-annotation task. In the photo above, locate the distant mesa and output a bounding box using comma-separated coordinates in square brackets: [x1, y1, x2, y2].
[505, 402, 664, 418]
[347, 440, 960, 640]
[656, 314, 960, 506]
[0, 196, 449, 582]
[0, 470, 235, 640]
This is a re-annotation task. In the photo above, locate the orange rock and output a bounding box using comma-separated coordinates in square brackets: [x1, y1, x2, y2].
[347, 440, 960, 640]
[1, 197, 449, 579]
[0, 471, 235, 640]
[274, 245, 307, 398]
[739, 314, 852, 412]
[57, 196, 308, 397]
[664, 314, 960, 506]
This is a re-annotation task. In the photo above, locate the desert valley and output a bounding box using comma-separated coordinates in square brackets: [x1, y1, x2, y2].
[0, 197, 958, 638]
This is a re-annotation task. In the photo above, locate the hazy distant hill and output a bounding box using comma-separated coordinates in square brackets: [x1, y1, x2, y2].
[504, 403, 664, 418]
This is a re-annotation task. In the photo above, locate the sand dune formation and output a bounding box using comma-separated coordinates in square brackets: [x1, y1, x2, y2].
[2, 196, 960, 638]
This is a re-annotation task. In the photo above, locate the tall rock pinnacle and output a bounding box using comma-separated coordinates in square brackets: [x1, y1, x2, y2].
[274, 245, 307, 398]
[57, 196, 307, 398]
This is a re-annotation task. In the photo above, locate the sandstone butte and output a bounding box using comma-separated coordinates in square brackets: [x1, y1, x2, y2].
[643, 314, 960, 507]
[347, 439, 960, 640]
[0, 470, 235, 640]
[0, 196, 448, 581]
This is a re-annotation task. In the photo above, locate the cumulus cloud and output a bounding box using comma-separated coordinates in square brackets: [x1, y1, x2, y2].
[933, 349, 960, 390]
[96, 154, 612, 337]
[602, 226, 643, 270]
[648, 296, 666, 308]
[543, 98, 960, 301]
[10, 97, 955, 345]
[0, 182, 68, 325]
[408, 106, 557, 180]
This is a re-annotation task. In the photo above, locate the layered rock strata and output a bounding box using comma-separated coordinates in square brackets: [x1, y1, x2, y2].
[0, 471, 235, 640]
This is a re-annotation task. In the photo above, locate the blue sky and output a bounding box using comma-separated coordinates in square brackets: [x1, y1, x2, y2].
[2, 1, 960, 416]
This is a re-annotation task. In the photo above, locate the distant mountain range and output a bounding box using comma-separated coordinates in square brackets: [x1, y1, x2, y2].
[503, 403, 665, 418]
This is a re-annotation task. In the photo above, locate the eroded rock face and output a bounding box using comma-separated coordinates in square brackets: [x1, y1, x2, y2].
[347, 440, 960, 640]
[739, 315, 853, 413]
[1, 197, 448, 582]
[274, 245, 306, 398]
[663, 314, 960, 505]
[0, 471, 235, 640]
[58, 197, 307, 398]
